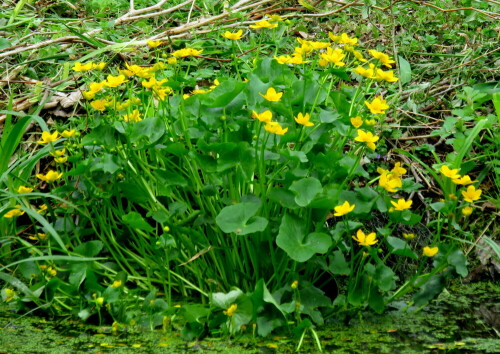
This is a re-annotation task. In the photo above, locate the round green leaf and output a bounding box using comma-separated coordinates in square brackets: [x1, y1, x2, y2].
[289, 177, 323, 207]
[216, 202, 268, 235]
[276, 214, 332, 262]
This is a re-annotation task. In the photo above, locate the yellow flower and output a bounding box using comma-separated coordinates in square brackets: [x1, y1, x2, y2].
[268, 14, 283, 22]
[147, 40, 162, 48]
[274, 54, 308, 65]
[17, 186, 33, 193]
[350, 116, 363, 128]
[94, 62, 106, 70]
[123, 109, 142, 122]
[49, 149, 66, 157]
[423, 246, 439, 257]
[90, 99, 108, 111]
[461, 185, 482, 203]
[154, 87, 173, 100]
[249, 20, 278, 29]
[402, 233, 415, 240]
[151, 62, 166, 72]
[222, 30, 244, 40]
[390, 198, 413, 211]
[37, 131, 60, 144]
[452, 175, 477, 185]
[82, 82, 105, 99]
[368, 50, 396, 68]
[167, 57, 177, 65]
[364, 96, 389, 114]
[259, 87, 283, 102]
[171, 48, 203, 58]
[54, 156, 68, 163]
[264, 122, 288, 135]
[129, 97, 142, 105]
[104, 74, 128, 88]
[120, 64, 153, 78]
[141, 77, 167, 88]
[334, 201, 356, 217]
[192, 89, 210, 95]
[251, 110, 273, 123]
[391, 162, 407, 177]
[223, 303, 238, 316]
[462, 206, 473, 216]
[353, 64, 376, 79]
[210, 79, 221, 89]
[294, 113, 314, 127]
[36, 170, 63, 182]
[3, 288, 16, 302]
[375, 69, 399, 83]
[60, 129, 76, 138]
[348, 48, 367, 62]
[354, 129, 379, 150]
[3, 206, 25, 218]
[352, 229, 378, 246]
[111, 280, 123, 288]
[291, 280, 299, 289]
[329, 32, 358, 45]
[440, 165, 461, 180]
[318, 47, 346, 67]
[365, 119, 376, 126]
[308, 40, 330, 49]
[378, 168, 402, 193]
[37, 204, 48, 213]
[295, 43, 314, 56]
[72, 62, 94, 72]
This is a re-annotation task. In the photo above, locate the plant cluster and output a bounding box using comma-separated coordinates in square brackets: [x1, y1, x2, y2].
[1, 10, 494, 345]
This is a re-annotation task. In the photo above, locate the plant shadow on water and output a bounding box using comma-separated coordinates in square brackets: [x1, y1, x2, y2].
[0, 283, 498, 353]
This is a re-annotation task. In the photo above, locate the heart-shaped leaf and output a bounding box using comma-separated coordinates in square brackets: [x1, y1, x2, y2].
[276, 214, 331, 262]
[289, 177, 323, 207]
[216, 201, 268, 235]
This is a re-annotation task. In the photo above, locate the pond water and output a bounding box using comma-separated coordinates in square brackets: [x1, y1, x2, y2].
[0, 282, 498, 353]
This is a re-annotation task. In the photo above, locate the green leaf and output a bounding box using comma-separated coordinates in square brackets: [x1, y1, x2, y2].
[229, 294, 253, 333]
[211, 289, 244, 309]
[207, 79, 246, 110]
[329, 251, 350, 275]
[181, 321, 205, 341]
[276, 214, 332, 262]
[398, 56, 412, 85]
[447, 249, 468, 277]
[289, 177, 323, 207]
[375, 264, 396, 291]
[413, 274, 446, 307]
[129, 115, 166, 144]
[216, 201, 268, 235]
[122, 212, 154, 232]
[0, 38, 12, 50]
[368, 289, 384, 314]
[386, 236, 417, 259]
[90, 153, 121, 174]
[268, 188, 299, 209]
[492, 92, 500, 122]
[74, 241, 104, 257]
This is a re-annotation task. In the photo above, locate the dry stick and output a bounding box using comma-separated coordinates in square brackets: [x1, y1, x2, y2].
[465, 217, 496, 256]
[408, 0, 500, 19]
[440, 47, 500, 72]
[0, 0, 193, 59]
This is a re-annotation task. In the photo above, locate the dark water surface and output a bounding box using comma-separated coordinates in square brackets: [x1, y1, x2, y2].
[1, 283, 498, 353]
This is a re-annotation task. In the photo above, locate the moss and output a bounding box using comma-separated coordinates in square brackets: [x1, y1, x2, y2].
[1, 283, 498, 353]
